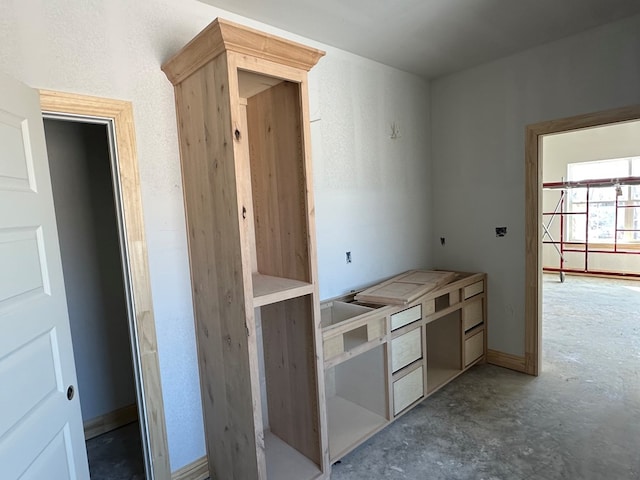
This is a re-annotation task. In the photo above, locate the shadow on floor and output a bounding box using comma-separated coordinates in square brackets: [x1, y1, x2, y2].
[86, 421, 145, 480]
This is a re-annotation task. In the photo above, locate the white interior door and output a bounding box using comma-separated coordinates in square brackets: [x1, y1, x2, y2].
[0, 73, 90, 479]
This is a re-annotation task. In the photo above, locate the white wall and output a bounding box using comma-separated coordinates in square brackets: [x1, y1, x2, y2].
[313, 54, 432, 297]
[543, 121, 640, 183]
[0, 0, 431, 470]
[431, 14, 640, 356]
[45, 120, 136, 422]
[542, 121, 640, 273]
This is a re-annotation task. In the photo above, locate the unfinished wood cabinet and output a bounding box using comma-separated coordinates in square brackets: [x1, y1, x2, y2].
[321, 271, 487, 462]
[162, 18, 327, 480]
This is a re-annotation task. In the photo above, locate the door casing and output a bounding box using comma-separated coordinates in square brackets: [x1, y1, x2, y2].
[40, 90, 170, 479]
[524, 104, 640, 376]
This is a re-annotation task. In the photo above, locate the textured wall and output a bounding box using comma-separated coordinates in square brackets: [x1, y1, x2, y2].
[312, 49, 432, 298]
[0, 0, 431, 470]
[45, 119, 137, 422]
[431, 14, 640, 356]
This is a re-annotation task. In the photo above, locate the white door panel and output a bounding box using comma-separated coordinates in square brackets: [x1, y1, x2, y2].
[0, 107, 37, 192]
[0, 72, 89, 480]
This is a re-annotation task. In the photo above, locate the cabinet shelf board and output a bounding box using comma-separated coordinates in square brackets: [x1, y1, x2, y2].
[426, 367, 462, 394]
[253, 273, 314, 307]
[265, 431, 323, 480]
[326, 396, 388, 461]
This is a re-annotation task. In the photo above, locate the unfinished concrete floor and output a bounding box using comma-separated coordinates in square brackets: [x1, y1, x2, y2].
[85, 421, 144, 480]
[331, 274, 640, 480]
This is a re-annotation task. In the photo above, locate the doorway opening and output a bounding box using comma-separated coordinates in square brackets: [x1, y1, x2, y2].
[44, 117, 144, 479]
[39, 90, 170, 480]
[541, 121, 640, 281]
[524, 105, 640, 376]
[539, 121, 640, 399]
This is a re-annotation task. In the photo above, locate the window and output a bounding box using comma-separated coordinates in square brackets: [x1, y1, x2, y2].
[566, 157, 640, 244]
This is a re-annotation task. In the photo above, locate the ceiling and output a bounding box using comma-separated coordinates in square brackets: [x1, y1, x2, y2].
[199, 0, 640, 79]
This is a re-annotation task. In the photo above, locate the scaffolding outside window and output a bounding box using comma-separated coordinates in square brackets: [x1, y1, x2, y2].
[566, 157, 640, 244]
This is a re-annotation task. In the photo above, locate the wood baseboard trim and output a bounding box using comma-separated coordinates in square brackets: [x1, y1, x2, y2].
[487, 349, 527, 373]
[171, 456, 209, 480]
[84, 403, 138, 440]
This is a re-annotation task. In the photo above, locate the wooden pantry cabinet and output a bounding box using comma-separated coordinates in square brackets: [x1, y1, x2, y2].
[162, 19, 328, 480]
[321, 271, 487, 462]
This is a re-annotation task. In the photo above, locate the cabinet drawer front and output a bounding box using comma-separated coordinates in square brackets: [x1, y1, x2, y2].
[464, 331, 484, 366]
[393, 366, 424, 415]
[390, 304, 422, 331]
[391, 328, 422, 373]
[463, 280, 484, 299]
[463, 300, 483, 332]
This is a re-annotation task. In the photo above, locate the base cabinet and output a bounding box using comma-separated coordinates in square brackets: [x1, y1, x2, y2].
[325, 345, 388, 460]
[322, 271, 487, 463]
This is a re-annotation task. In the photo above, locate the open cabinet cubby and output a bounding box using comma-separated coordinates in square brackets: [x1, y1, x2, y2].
[163, 18, 328, 480]
[238, 73, 315, 308]
[321, 301, 386, 364]
[256, 296, 322, 480]
[426, 311, 462, 394]
[325, 345, 389, 461]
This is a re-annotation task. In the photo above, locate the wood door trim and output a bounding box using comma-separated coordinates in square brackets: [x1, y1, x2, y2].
[83, 403, 138, 440]
[524, 104, 640, 376]
[171, 456, 209, 480]
[39, 90, 171, 478]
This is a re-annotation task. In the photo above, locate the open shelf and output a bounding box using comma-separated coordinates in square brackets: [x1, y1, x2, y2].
[265, 431, 323, 480]
[253, 273, 314, 307]
[325, 345, 388, 461]
[426, 310, 462, 394]
[259, 295, 323, 477]
[326, 396, 387, 460]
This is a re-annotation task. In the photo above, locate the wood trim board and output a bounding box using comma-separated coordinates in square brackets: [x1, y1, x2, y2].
[39, 90, 171, 479]
[524, 104, 640, 376]
[486, 349, 526, 373]
[83, 403, 138, 440]
[162, 18, 325, 85]
[171, 456, 209, 480]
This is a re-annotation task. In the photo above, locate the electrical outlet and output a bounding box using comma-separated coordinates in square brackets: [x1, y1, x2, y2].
[496, 227, 507, 237]
[346, 251, 352, 264]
